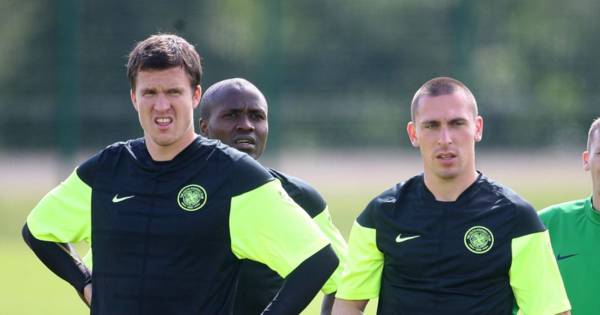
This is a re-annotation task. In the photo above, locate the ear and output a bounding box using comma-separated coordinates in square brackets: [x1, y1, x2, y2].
[199, 118, 208, 136]
[407, 121, 419, 147]
[474, 116, 484, 142]
[130, 89, 139, 112]
[192, 85, 202, 109]
[583, 150, 591, 171]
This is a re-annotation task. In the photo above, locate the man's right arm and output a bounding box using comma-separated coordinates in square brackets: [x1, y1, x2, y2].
[333, 218, 383, 315]
[22, 223, 91, 304]
[23, 168, 93, 304]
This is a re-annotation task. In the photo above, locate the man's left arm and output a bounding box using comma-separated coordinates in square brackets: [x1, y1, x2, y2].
[279, 173, 347, 314]
[510, 230, 571, 315]
[320, 293, 335, 315]
[311, 207, 348, 314]
[262, 245, 338, 314]
[230, 179, 338, 314]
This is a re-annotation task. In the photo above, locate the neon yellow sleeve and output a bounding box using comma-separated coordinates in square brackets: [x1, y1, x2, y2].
[313, 207, 348, 294]
[510, 231, 570, 315]
[26, 169, 92, 244]
[82, 250, 93, 269]
[230, 180, 330, 278]
[336, 220, 383, 300]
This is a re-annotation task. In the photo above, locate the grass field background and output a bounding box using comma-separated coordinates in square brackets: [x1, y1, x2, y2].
[0, 150, 590, 314]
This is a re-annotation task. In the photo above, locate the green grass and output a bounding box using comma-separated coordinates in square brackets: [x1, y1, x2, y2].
[1, 176, 589, 314]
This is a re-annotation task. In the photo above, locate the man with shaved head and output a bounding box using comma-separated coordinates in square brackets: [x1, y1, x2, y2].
[199, 78, 348, 315]
[333, 77, 570, 315]
[517, 117, 600, 314]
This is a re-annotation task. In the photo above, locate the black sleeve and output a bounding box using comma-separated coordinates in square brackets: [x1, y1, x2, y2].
[229, 154, 275, 196]
[512, 199, 546, 238]
[320, 292, 335, 315]
[261, 245, 339, 315]
[268, 169, 327, 218]
[22, 223, 91, 295]
[76, 149, 103, 186]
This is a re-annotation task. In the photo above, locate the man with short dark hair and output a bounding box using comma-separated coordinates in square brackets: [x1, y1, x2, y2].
[332, 77, 571, 315]
[199, 77, 348, 315]
[22, 34, 338, 315]
[526, 117, 600, 314]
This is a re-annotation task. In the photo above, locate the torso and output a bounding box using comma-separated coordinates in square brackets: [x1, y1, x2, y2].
[360, 174, 541, 315]
[541, 197, 600, 315]
[81, 137, 271, 315]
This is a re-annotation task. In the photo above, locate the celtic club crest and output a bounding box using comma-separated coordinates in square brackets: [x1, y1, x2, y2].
[177, 184, 207, 211]
[464, 226, 494, 254]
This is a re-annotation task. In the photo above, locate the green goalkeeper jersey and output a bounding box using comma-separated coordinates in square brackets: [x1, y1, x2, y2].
[539, 196, 600, 315]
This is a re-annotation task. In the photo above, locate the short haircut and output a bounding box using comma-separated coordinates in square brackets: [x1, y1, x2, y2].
[587, 117, 600, 150]
[127, 34, 202, 90]
[199, 78, 266, 120]
[410, 77, 478, 120]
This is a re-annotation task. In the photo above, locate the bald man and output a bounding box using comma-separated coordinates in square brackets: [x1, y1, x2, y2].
[199, 78, 348, 315]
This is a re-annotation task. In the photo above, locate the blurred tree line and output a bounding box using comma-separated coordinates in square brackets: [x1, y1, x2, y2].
[1, 0, 598, 154]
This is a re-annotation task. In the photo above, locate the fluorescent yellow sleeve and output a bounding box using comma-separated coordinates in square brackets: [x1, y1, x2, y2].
[313, 207, 348, 294]
[230, 180, 330, 278]
[336, 220, 383, 300]
[82, 250, 93, 269]
[27, 169, 92, 244]
[510, 231, 570, 315]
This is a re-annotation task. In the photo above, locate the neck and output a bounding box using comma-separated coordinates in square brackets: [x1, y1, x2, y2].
[593, 188, 600, 212]
[423, 170, 478, 202]
[146, 132, 197, 162]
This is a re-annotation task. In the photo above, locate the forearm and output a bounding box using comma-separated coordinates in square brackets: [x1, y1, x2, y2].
[320, 293, 335, 315]
[332, 299, 368, 315]
[22, 223, 91, 295]
[262, 245, 338, 315]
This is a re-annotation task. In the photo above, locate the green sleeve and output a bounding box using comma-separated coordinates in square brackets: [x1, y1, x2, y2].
[230, 179, 330, 278]
[510, 231, 570, 315]
[26, 169, 92, 244]
[336, 220, 383, 300]
[312, 207, 348, 294]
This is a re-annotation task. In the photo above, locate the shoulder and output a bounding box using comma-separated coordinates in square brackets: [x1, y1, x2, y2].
[479, 176, 544, 237]
[210, 144, 273, 196]
[539, 198, 589, 226]
[76, 139, 144, 185]
[357, 175, 421, 228]
[268, 169, 326, 218]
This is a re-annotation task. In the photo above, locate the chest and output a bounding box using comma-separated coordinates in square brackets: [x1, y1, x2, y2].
[548, 215, 600, 285]
[90, 160, 234, 245]
[376, 202, 515, 279]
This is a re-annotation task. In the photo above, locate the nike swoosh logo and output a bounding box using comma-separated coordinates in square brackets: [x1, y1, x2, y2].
[112, 194, 135, 203]
[395, 234, 420, 243]
[556, 253, 578, 261]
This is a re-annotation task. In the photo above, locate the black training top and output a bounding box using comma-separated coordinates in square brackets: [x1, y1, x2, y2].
[26, 137, 330, 315]
[337, 173, 570, 315]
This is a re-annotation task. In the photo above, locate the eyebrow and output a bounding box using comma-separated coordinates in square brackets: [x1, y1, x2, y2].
[141, 87, 157, 93]
[420, 117, 467, 125]
[223, 107, 266, 113]
[449, 117, 468, 123]
[420, 120, 439, 126]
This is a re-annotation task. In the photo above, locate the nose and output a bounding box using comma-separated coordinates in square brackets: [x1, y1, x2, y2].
[236, 115, 255, 131]
[154, 94, 170, 111]
[438, 126, 452, 145]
